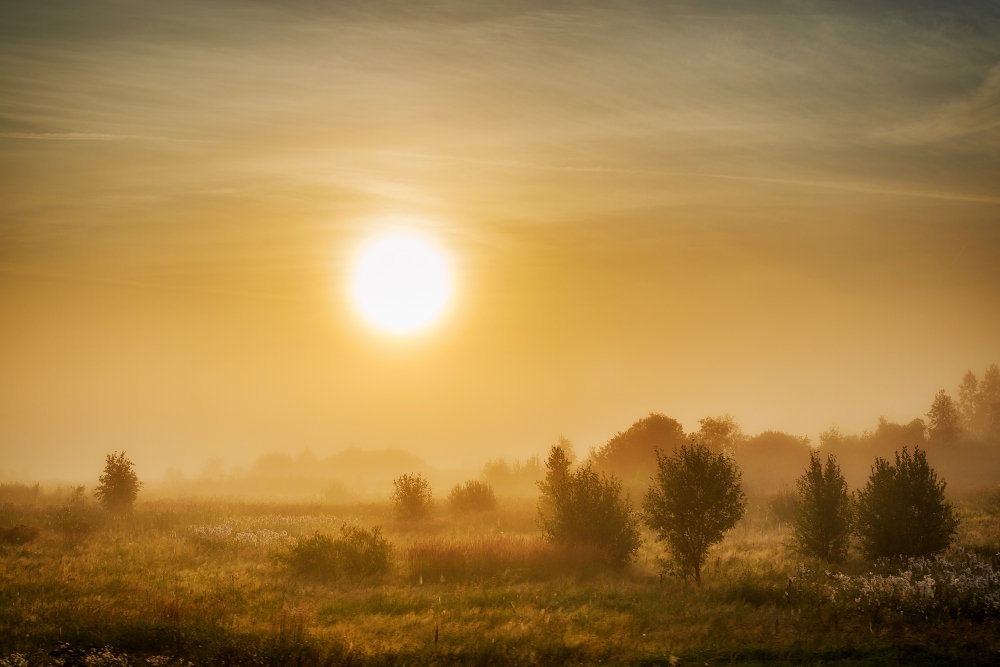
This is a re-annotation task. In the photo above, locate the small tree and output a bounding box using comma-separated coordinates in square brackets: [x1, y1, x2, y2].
[391, 473, 433, 521]
[94, 451, 142, 513]
[537, 445, 641, 566]
[927, 390, 961, 446]
[448, 480, 497, 512]
[643, 442, 746, 585]
[792, 452, 851, 563]
[854, 447, 958, 559]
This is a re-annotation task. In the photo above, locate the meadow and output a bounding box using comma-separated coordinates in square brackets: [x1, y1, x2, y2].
[2, 489, 999, 667]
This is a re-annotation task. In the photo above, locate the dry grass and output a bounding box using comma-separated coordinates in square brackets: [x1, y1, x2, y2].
[0, 492, 997, 666]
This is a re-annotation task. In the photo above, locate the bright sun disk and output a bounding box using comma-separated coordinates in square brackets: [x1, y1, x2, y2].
[350, 232, 453, 335]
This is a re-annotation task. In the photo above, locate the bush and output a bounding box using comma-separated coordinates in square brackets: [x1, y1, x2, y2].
[854, 447, 958, 559]
[824, 549, 1000, 621]
[284, 524, 393, 579]
[768, 487, 798, 525]
[94, 451, 143, 513]
[792, 452, 851, 563]
[391, 473, 433, 521]
[0, 524, 39, 545]
[537, 445, 641, 566]
[448, 480, 497, 512]
[643, 442, 746, 585]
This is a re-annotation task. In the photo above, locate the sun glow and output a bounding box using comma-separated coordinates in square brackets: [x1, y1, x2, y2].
[350, 232, 453, 336]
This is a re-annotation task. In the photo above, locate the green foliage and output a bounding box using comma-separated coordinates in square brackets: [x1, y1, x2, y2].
[94, 451, 142, 513]
[390, 473, 433, 521]
[448, 480, 497, 512]
[537, 446, 641, 566]
[792, 452, 851, 563]
[926, 389, 961, 446]
[643, 442, 746, 585]
[284, 525, 393, 579]
[854, 447, 958, 559]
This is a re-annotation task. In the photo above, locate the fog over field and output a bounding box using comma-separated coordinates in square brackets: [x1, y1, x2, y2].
[1, 0, 999, 484]
[1, 4, 1000, 664]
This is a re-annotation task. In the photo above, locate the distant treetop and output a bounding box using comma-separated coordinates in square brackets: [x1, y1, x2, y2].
[590, 413, 686, 488]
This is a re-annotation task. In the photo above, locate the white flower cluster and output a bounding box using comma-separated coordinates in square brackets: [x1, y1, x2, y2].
[189, 524, 291, 549]
[82, 648, 131, 667]
[824, 549, 1000, 620]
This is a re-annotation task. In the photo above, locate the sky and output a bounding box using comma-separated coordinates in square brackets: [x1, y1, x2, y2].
[1, 0, 998, 481]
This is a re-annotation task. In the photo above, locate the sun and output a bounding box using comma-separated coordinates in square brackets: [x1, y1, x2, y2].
[350, 232, 453, 336]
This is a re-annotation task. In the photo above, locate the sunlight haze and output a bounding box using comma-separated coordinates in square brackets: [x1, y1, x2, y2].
[0, 0, 998, 482]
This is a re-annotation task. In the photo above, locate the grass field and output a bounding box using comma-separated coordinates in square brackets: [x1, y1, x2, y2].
[2, 491, 999, 666]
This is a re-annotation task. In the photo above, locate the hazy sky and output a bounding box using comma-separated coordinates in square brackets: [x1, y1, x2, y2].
[1, 0, 998, 481]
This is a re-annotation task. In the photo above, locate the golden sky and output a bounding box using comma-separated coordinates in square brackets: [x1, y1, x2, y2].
[1, 1, 998, 480]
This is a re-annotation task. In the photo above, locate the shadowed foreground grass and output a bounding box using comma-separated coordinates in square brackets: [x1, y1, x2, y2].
[1, 495, 999, 665]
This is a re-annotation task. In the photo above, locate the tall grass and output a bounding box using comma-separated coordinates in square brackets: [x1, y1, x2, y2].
[406, 535, 607, 581]
[2, 495, 999, 666]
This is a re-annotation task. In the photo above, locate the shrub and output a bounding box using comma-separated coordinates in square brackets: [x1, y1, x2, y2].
[792, 452, 851, 563]
[94, 451, 142, 513]
[854, 447, 958, 559]
[284, 524, 393, 579]
[768, 487, 798, 525]
[824, 549, 1000, 621]
[537, 445, 641, 566]
[391, 473, 433, 521]
[448, 480, 497, 512]
[643, 442, 746, 585]
[0, 524, 39, 545]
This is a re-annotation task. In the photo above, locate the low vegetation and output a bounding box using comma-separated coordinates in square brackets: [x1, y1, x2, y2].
[2, 369, 999, 665]
[391, 473, 433, 521]
[447, 480, 497, 513]
[283, 524, 394, 579]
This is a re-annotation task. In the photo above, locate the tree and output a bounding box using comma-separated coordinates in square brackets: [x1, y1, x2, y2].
[448, 480, 497, 512]
[927, 390, 961, 446]
[854, 447, 958, 559]
[94, 451, 142, 513]
[792, 452, 851, 563]
[590, 413, 686, 491]
[538, 445, 641, 566]
[643, 442, 746, 585]
[956, 364, 1000, 442]
[391, 473, 433, 521]
[694, 415, 746, 456]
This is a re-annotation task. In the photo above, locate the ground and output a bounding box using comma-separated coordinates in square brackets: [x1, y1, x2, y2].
[1, 492, 998, 666]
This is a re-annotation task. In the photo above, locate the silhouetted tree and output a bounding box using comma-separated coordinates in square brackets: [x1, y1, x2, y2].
[448, 480, 497, 512]
[538, 445, 641, 566]
[94, 451, 142, 513]
[643, 442, 746, 585]
[854, 447, 957, 559]
[927, 390, 961, 446]
[482, 455, 544, 496]
[391, 473, 433, 521]
[792, 452, 851, 563]
[957, 364, 1000, 443]
[591, 413, 686, 491]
